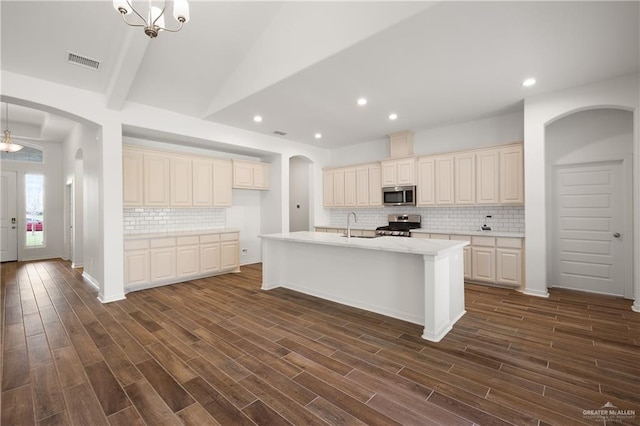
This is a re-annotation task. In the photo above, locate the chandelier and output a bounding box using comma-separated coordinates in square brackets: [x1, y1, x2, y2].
[113, 0, 190, 38]
[1, 103, 24, 153]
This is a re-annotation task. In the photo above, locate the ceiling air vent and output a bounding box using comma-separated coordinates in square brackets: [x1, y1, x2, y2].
[67, 52, 101, 71]
[273, 131, 287, 136]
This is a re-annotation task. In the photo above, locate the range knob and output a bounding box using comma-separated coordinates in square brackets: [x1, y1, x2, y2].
[392, 231, 400, 236]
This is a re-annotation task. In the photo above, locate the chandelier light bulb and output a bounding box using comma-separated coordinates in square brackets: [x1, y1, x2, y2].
[113, 0, 189, 38]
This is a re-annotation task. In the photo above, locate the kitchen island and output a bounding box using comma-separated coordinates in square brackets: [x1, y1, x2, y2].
[260, 231, 468, 342]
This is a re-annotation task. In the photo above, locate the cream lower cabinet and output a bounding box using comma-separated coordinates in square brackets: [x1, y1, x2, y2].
[471, 236, 496, 283]
[450, 235, 472, 280]
[124, 232, 239, 290]
[496, 237, 523, 286]
[221, 233, 240, 272]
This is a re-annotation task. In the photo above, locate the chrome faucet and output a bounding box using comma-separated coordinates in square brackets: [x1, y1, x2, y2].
[346, 212, 357, 238]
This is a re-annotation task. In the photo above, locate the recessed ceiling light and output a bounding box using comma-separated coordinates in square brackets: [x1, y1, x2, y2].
[388, 113, 398, 120]
[357, 97, 367, 106]
[314, 133, 322, 139]
[522, 78, 536, 87]
[253, 115, 262, 123]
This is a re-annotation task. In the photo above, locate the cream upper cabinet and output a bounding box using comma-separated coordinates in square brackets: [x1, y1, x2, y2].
[233, 160, 270, 190]
[368, 164, 382, 207]
[123, 149, 144, 207]
[192, 159, 214, 207]
[388, 130, 414, 158]
[454, 152, 476, 205]
[435, 156, 455, 204]
[213, 160, 233, 207]
[417, 156, 435, 206]
[144, 153, 171, 207]
[476, 149, 500, 204]
[499, 144, 524, 204]
[323, 170, 334, 207]
[170, 157, 193, 207]
[356, 166, 369, 207]
[344, 168, 357, 207]
[380, 158, 416, 186]
[332, 169, 345, 207]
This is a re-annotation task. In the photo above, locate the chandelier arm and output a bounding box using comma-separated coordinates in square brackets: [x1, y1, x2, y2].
[151, 0, 168, 27]
[156, 20, 185, 33]
[125, 0, 148, 26]
[120, 12, 148, 28]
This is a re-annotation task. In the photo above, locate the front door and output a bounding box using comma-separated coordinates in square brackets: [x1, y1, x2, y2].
[551, 161, 627, 296]
[1, 170, 18, 262]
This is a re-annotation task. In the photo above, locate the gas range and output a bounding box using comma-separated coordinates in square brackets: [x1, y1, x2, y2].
[375, 214, 421, 237]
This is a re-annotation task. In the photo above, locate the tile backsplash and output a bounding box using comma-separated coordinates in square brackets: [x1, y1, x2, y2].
[123, 207, 226, 234]
[328, 205, 524, 233]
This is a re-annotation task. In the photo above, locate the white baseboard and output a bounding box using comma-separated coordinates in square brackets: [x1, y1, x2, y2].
[81, 272, 100, 291]
[522, 288, 550, 298]
[71, 262, 83, 269]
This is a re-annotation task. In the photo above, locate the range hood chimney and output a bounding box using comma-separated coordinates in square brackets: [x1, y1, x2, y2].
[388, 130, 414, 158]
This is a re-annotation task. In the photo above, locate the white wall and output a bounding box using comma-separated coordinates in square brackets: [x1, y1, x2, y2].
[0, 141, 64, 261]
[227, 190, 262, 265]
[523, 73, 639, 309]
[328, 111, 524, 167]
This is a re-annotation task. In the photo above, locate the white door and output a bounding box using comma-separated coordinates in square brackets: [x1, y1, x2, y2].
[1, 171, 18, 262]
[551, 162, 626, 296]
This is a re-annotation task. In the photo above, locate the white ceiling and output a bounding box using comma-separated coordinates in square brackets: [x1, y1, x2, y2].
[1, 1, 638, 149]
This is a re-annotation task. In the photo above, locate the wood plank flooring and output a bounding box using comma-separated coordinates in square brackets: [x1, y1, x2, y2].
[1, 259, 639, 425]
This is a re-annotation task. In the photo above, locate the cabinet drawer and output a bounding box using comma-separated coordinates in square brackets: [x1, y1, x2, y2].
[177, 236, 199, 246]
[220, 232, 239, 242]
[450, 235, 471, 242]
[411, 232, 431, 239]
[150, 238, 176, 248]
[200, 234, 221, 244]
[429, 234, 450, 240]
[496, 237, 522, 249]
[124, 239, 148, 251]
[471, 236, 495, 247]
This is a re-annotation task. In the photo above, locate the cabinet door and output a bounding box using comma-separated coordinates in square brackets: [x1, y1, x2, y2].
[192, 160, 214, 207]
[368, 165, 382, 206]
[200, 243, 220, 274]
[213, 160, 233, 207]
[396, 159, 416, 185]
[144, 154, 170, 206]
[253, 163, 269, 189]
[344, 168, 357, 207]
[417, 157, 435, 206]
[124, 249, 149, 286]
[454, 153, 476, 204]
[381, 162, 397, 186]
[233, 161, 253, 188]
[356, 167, 369, 207]
[123, 149, 144, 206]
[499, 144, 524, 204]
[170, 157, 193, 206]
[435, 156, 455, 204]
[323, 170, 334, 207]
[496, 248, 522, 286]
[150, 247, 176, 283]
[476, 149, 500, 204]
[471, 247, 496, 282]
[221, 241, 239, 271]
[332, 170, 345, 207]
[176, 245, 199, 279]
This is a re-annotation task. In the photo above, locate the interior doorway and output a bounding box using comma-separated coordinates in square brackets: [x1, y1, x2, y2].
[0, 170, 18, 262]
[72, 149, 84, 268]
[289, 156, 312, 232]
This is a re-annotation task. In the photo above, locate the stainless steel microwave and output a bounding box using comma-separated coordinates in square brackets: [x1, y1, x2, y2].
[382, 186, 416, 206]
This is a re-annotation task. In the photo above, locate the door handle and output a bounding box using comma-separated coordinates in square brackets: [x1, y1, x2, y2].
[613, 232, 621, 238]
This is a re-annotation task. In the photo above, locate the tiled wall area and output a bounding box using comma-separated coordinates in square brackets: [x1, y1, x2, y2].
[123, 208, 226, 234]
[329, 205, 524, 233]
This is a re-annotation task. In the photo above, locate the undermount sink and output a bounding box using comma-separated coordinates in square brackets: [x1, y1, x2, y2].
[340, 233, 379, 239]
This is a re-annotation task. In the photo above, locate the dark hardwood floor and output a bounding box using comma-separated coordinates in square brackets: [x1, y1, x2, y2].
[1, 259, 639, 425]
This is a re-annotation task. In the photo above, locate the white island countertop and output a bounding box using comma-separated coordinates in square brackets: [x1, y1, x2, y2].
[260, 231, 468, 256]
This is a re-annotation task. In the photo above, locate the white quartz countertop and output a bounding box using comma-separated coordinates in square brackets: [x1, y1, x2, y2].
[260, 231, 468, 257]
[411, 229, 524, 238]
[124, 228, 240, 240]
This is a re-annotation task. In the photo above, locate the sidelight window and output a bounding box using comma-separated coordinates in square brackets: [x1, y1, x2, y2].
[25, 174, 44, 247]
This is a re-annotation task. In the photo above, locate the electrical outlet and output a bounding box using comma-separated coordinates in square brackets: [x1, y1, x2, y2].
[241, 248, 248, 255]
